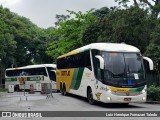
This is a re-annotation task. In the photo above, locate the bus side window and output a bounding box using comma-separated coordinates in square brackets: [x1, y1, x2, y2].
[84, 51, 92, 70]
[95, 58, 101, 80]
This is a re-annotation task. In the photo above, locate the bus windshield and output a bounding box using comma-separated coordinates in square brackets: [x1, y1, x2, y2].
[102, 52, 144, 82]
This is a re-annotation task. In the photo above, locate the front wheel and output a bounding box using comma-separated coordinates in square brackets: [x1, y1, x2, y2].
[87, 88, 95, 105]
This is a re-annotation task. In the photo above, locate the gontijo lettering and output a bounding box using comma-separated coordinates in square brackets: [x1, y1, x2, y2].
[61, 71, 70, 76]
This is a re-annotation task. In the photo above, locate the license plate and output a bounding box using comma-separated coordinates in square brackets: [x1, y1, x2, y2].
[124, 98, 131, 101]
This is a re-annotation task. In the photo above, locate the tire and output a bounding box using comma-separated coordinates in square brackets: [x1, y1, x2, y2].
[63, 84, 67, 96]
[57, 89, 60, 92]
[60, 84, 64, 95]
[87, 88, 95, 105]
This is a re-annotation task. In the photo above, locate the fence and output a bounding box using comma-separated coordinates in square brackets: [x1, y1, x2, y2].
[0, 83, 53, 95]
[0, 83, 54, 101]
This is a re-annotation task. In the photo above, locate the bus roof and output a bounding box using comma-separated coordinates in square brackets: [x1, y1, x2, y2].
[58, 43, 140, 59]
[6, 64, 56, 71]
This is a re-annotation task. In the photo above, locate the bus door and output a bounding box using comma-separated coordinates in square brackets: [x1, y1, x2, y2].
[50, 70, 56, 90]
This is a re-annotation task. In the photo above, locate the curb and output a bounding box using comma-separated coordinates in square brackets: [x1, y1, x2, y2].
[146, 101, 160, 104]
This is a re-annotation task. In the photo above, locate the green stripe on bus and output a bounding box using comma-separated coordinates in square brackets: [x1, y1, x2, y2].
[5, 78, 17, 81]
[5, 76, 44, 82]
[129, 86, 145, 92]
[70, 68, 79, 89]
[71, 68, 84, 90]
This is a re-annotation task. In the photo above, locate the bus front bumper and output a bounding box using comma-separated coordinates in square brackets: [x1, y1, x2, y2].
[100, 92, 147, 103]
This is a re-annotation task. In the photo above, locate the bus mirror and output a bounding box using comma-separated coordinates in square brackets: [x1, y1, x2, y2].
[143, 57, 154, 70]
[95, 55, 104, 69]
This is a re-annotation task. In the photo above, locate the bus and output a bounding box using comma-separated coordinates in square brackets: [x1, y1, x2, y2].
[5, 64, 56, 91]
[56, 43, 153, 104]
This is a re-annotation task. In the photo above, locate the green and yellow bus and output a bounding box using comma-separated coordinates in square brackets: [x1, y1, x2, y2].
[56, 43, 153, 104]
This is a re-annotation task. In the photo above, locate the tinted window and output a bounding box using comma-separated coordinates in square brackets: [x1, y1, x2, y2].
[91, 49, 101, 80]
[57, 50, 91, 70]
[47, 67, 56, 81]
[6, 67, 47, 77]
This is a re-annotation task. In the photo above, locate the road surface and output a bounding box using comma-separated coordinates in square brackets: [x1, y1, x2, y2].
[0, 92, 159, 120]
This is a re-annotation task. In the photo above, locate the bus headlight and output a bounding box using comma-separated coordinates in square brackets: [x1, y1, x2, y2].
[142, 97, 146, 100]
[142, 89, 146, 93]
[107, 97, 111, 101]
[141, 85, 147, 94]
[108, 90, 111, 93]
[141, 88, 147, 94]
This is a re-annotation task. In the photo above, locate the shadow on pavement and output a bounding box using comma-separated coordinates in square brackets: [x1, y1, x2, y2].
[62, 93, 146, 109]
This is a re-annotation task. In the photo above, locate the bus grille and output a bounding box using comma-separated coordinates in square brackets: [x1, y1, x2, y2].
[111, 91, 142, 96]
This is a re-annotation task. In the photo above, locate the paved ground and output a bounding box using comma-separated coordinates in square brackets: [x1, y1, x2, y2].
[0, 92, 160, 120]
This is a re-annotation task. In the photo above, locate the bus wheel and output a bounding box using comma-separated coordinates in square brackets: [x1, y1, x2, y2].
[63, 84, 67, 96]
[87, 88, 95, 105]
[57, 90, 60, 93]
[60, 84, 64, 95]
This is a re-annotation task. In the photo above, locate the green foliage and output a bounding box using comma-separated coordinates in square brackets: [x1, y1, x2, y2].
[145, 19, 160, 73]
[46, 10, 97, 60]
[0, 5, 52, 68]
[115, 0, 160, 18]
[0, 7, 17, 67]
[147, 85, 160, 101]
[82, 6, 150, 53]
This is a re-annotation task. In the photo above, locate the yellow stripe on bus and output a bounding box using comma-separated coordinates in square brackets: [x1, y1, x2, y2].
[57, 50, 80, 59]
[109, 86, 130, 92]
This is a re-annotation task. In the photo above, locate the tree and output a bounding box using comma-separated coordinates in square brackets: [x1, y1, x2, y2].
[145, 19, 160, 72]
[82, 6, 151, 53]
[115, 0, 160, 18]
[0, 6, 17, 67]
[46, 10, 97, 60]
[0, 5, 53, 68]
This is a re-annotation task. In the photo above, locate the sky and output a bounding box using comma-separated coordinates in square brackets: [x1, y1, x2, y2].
[0, 0, 118, 28]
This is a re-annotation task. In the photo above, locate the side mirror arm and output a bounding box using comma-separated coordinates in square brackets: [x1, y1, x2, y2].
[95, 55, 104, 69]
[143, 57, 154, 70]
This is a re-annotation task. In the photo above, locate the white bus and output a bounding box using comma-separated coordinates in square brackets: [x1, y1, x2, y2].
[5, 64, 56, 91]
[56, 43, 153, 104]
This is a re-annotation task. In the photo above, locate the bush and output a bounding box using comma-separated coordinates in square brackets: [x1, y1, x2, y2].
[147, 85, 160, 101]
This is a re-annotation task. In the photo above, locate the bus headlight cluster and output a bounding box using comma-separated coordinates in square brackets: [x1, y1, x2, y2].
[108, 90, 111, 93]
[141, 85, 147, 94]
[141, 88, 147, 94]
[107, 97, 111, 101]
[142, 97, 146, 100]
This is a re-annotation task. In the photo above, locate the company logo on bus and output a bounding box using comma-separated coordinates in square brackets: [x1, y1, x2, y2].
[61, 71, 70, 76]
